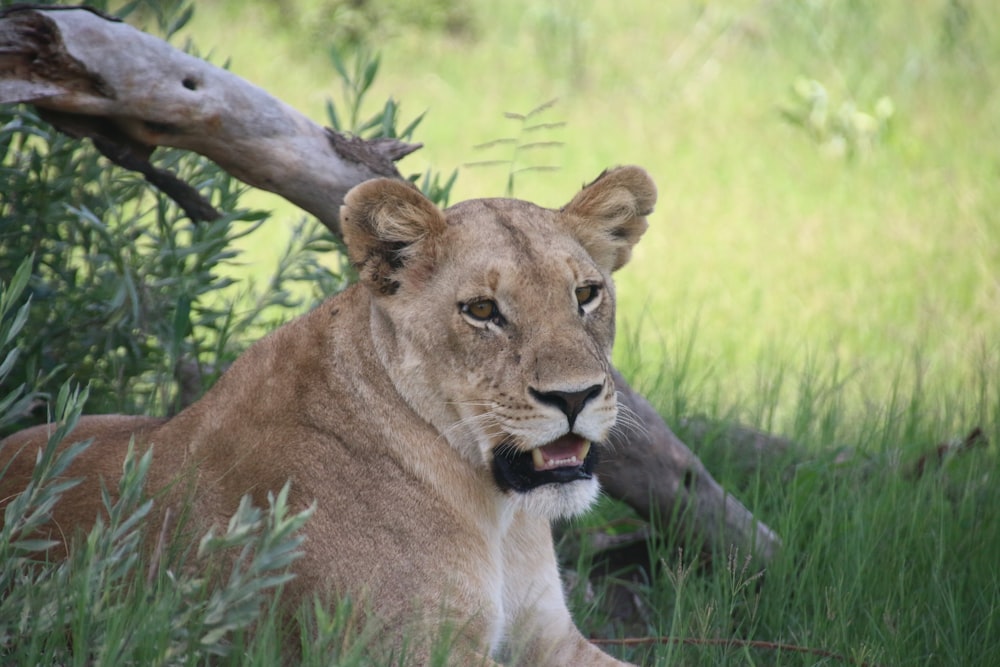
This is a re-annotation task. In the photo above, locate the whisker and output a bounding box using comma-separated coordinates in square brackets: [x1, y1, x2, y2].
[436, 410, 505, 448]
[492, 438, 525, 459]
[605, 394, 648, 452]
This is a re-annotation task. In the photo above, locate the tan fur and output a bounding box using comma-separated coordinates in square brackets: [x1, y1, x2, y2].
[0, 166, 656, 666]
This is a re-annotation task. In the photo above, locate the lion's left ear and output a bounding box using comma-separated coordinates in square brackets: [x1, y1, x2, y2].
[341, 179, 447, 295]
[560, 166, 657, 273]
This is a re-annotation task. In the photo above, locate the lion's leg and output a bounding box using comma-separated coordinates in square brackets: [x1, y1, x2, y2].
[501, 514, 635, 667]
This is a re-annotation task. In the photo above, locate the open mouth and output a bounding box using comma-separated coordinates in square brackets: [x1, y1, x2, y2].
[491, 434, 598, 493]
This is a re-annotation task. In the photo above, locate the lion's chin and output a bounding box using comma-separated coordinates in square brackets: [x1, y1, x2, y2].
[491, 436, 601, 519]
[505, 476, 601, 520]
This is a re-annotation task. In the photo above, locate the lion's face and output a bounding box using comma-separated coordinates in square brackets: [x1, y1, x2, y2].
[341, 167, 656, 519]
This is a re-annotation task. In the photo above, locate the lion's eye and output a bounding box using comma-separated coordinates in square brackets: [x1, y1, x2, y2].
[575, 285, 600, 309]
[462, 299, 501, 323]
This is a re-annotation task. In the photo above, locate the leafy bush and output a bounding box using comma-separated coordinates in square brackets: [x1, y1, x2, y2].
[2, 104, 350, 427]
[0, 23, 373, 427]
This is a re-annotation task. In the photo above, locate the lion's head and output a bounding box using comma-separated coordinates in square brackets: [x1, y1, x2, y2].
[341, 167, 656, 520]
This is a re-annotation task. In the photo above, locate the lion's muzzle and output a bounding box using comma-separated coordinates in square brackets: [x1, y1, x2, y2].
[491, 435, 599, 493]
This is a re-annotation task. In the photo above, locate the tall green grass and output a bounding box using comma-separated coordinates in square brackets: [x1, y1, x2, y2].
[601, 337, 999, 665]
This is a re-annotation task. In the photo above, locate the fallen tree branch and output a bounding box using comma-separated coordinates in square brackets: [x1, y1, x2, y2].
[0, 5, 781, 564]
[0, 4, 418, 236]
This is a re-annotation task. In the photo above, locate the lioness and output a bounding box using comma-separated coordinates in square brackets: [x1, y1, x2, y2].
[0, 166, 656, 665]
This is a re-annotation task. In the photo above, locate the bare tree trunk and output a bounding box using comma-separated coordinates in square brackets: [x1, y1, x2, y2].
[0, 5, 781, 562]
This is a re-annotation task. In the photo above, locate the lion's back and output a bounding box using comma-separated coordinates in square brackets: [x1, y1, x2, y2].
[0, 415, 167, 537]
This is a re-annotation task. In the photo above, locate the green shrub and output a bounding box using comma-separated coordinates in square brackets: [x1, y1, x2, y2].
[0, 100, 354, 429]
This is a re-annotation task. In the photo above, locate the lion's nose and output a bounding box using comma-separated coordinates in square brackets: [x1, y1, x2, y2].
[529, 384, 603, 430]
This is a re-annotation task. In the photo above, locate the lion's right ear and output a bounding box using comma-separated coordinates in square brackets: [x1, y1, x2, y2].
[341, 179, 447, 296]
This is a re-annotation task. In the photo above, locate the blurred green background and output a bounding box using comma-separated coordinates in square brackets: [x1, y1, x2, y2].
[180, 0, 998, 426]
